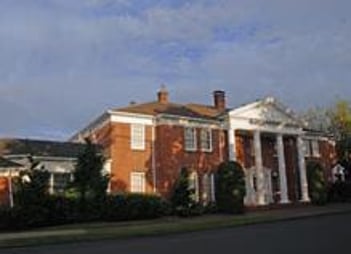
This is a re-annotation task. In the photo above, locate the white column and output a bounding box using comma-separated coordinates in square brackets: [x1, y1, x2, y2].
[49, 173, 54, 194]
[297, 136, 310, 202]
[277, 134, 290, 204]
[228, 128, 237, 161]
[254, 130, 266, 205]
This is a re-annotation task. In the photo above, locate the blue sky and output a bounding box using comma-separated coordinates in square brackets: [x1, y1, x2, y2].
[0, 0, 350, 140]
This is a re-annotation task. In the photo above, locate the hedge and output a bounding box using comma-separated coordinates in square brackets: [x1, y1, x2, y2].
[0, 194, 171, 231]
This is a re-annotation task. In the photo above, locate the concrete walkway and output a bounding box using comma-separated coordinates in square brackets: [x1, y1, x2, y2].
[0, 203, 350, 248]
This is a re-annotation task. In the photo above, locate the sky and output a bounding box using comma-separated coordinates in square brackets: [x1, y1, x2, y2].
[0, 0, 350, 140]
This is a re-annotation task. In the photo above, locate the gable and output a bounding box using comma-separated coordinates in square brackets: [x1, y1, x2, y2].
[229, 98, 302, 127]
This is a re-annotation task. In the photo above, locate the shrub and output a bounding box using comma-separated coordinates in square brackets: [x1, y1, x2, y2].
[215, 161, 246, 214]
[103, 193, 171, 221]
[328, 181, 351, 202]
[307, 161, 327, 205]
[170, 168, 200, 217]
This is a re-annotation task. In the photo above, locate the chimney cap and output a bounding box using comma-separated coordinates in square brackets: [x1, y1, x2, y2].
[213, 90, 226, 111]
[157, 84, 169, 104]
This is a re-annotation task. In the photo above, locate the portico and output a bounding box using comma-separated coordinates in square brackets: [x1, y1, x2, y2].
[227, 97, 310, 206]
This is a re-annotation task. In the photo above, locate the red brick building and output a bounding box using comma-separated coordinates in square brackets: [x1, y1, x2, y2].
[71, 88, 336, 206]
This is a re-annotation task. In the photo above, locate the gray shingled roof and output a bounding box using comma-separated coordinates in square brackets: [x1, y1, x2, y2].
[115, 101, 226, 120]
[0, 138, 87, 158]
[0, 157, 23, 168]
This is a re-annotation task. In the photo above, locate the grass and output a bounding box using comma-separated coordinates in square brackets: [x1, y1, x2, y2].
[0, 213, 273, 248]
[1, 203, 351, 249]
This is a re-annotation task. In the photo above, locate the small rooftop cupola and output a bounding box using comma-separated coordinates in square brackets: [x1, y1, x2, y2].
[213, 90, 226, 111]
[157, 85, 169, 104]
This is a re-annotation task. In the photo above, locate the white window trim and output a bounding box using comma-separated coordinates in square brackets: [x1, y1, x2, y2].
[311, 140, 321, 157]
[189, 171, 199, 202]
[184, 127, 197, 152]
[130, 172, 146, 193]
[131, 124, 145, 150]
[210, 173, 216, 202]
[303, 139, 311, 157]
[200, 129, 213, 152]
[202, 173, 215, 203]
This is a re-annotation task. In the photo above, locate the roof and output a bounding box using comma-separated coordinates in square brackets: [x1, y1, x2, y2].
[0, 157, 23, 168]
[115, 101, 225, 120]
[0, 138, 87, 158]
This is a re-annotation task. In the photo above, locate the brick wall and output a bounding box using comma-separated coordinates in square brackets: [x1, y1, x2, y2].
[155, 124, 225, 198]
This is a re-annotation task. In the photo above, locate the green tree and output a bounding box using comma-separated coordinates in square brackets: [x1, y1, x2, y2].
[14, 156, 50, 207]
[215, 161, 246, 214]
[170, 167, 195, 216]
[71, 139, 109, 206]
[327, 100, 351, 161]
[307, 161, 327, 205]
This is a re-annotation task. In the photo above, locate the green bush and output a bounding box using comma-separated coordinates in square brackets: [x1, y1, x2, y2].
[328, 181, 351, 202]
[307, 161, 328, 205]
[170, 167, 196, 216]
[103, 194, 171, 221]
[215, 161, 246, 214]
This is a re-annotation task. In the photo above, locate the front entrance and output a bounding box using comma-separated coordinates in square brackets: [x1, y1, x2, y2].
[244, 167, 274, 205]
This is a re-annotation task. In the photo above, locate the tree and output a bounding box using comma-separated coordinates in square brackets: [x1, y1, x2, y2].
[301, 107, 330, 132]
[303, 100, 351, 180]
[307, 161, 327, 205]
[327, 100, 351, 162]
[170, 167, 195, 216]
[14, 156, 50, 207]
[215, 161, 246, 214]
[71, 139, 109, 206]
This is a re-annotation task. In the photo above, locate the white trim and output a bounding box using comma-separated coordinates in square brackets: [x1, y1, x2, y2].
[131, 124, 145, 150]
[69, 112, 110, 142]
[3, 155, 77, 162]
[311, 140, 321, 158]
[229, 97, 301, 124]
[189, 171, 199, 202]
[210, 173, 215, 202]
[200, 128, 213, 152]
[130, 172, 146, 193]
[111, 113, 153, 125]
[151, 123, 157, 193]
[157, 113, 221, 126]
[184, 127, 197, 152]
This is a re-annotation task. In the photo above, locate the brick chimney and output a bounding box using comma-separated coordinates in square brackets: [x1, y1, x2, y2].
[157, 85, 169, 104]
[213, 90, 226, 111]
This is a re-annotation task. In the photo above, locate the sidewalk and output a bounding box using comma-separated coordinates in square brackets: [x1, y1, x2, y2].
[1, 203, 351, 248]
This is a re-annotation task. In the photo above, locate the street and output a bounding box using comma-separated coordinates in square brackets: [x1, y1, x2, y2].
[3, 213, 350, 254]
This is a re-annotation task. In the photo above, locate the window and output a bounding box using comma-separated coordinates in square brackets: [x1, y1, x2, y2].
[202, 173, 215, 203]
[184, 127, 197, 151]
[200, 129, 212, 152]
[304, 139, 311, 157]
[131, 172, 145, 193]
[311, 140, 320, 157]
[131, 124, 145, 150]
[189, 171, 199, 202]
[51, 173, 72, 194]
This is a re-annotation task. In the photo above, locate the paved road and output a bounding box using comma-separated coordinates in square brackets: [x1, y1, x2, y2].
[3, 213, 351, 254]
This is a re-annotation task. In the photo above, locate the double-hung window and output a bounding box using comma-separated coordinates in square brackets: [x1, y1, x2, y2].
[184, 127, 197, 151]
[202, 173, 215, 203]
[200, 129, 212, 152]
[304, 139, 311, 157]
[131, 172, 145, 193]
[311, 140, 320, 157]
[131, 124, 145, 150]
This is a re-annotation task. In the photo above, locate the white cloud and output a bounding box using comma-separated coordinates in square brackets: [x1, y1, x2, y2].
[0, 0, 350, 139]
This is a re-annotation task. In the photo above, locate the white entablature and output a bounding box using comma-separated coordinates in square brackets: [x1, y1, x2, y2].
[228, 97, 304, 134]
